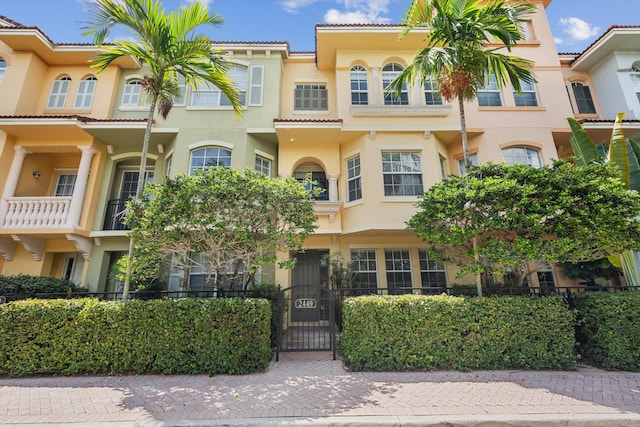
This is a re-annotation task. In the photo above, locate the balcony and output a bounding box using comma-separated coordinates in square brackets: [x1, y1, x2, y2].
[103, 199, 129, 231]
[2, 196, 72, 228]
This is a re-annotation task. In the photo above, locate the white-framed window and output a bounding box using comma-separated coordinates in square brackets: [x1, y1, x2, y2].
[536, 263, 556, 290]
[385, 249, 413, 295]
[381, 151, 424, 196]
[254, 154, 271, 176]
[46, 76, 71, 109]
[54, 174, 77, 196]
[424, 75, 443, 105]
[173, 74, 186, 106]
[189, 147, 231, 175]
[294, 84, 328, 110]
[165, 156, 173, 176]
[119, 170, 154, 200]
[439, 155, 447, 179]
[249, 65, 264, 106]
[478, 74, 502, 106]
[571, 82, 596, 114]
[121, 79, 143, 106]
[419, 249, 447, 291]
[346, 155, 362, 202]
[191, 64, 247, 107]
[630, 64, 640, 105]
[350, 65, 369, 105]
[351, 249, 378, 290]
[458, 153, 479, 175]
[0, 58, 6, 83]
[503, 146, 542, 167]
[513, 79, 538, 107]
[73, 76, 97, 109]
[188, 254, 243, 293]
[382, 63, 408, 105]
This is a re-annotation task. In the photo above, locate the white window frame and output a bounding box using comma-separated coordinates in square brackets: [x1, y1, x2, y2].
[502, 146, 542, 167]
[513, 80, 538, 107]
[424, 75, 443, 105]
[73, 76, 97, 109]
[381, 151, 424, 197]
[382, 63, 408, 105]
[0, 58, 6, 83]
[190, 64, 247, 107]
[249, 65, 264, 106]
[351, 249, 378, 290]
[189, 147, 232, 175]
[294, 84, 328, 111]
[121, 79, 143, 107]
[419, 249, 447, 290]
[630, 65, 640, 105]
[47, 76, 71, 109]
[384, 249, 413, 295]
[254, 154, 272, 176]
[53, 173, 77, 197]
[458, 153, 479, 175]
[350, 65, 369, 106]
[173, 74, 186, 106]
[478, 74, 502, 107]
[346, 155, 362, 202]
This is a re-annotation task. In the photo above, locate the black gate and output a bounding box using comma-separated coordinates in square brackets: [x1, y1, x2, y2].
[276, 285, 336, 360]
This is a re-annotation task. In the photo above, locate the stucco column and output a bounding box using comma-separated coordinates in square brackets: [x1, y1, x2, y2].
[327, 174, 339, 202]
[67, 146, 97, 228]
[0, 146, 30, 225]
[370, 67, 380, 106]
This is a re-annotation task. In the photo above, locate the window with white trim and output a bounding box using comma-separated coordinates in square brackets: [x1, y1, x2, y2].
[458, 153, 478, 175]
[191, 64, 247, 107]
[188, 254, 244, 294]
[439, 155, 447, 179]
[121, 79, 143, 106]
[513, 79, 538, 107]
[381, 151, 424, 196]
[54, 174, 77, 196]
[119, 170, 154, 200]
[536, 262, 556, 290]
[254, 154, 271, 176]
[350, 65, 369, 105]
[249, 66, 264, 106]
[424, 76, 443, 105]
[419, 249, 447, 291]
[630, 64, 640, 105]
[478, 74, 502, 106]
[346, 155, 362, 202]
[351, 249, 378, 290]
[502, 146, 542, 167]
[382, 63, 408, 105]
[47, 76, 71, 109]
[73, 76, 97, 109]
[173, 74, 186, 106]
[571, 82, 596, 114]
[385, 249, 413, 295]
[294, 84, 328, 110]
[0, 58, 6, 83]
[189, 147, 231, 175]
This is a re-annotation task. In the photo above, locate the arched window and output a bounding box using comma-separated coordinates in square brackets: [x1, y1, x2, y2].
[350, 65, 368, 105]
[502, 146, 542, 167]
[571, 82, 596, 114]
[0, 58, 6, 83]
[382, 63, 408, 105]
[189, 147, 231, 175]
[74, 76, 97, 109]
[630, 62, 640, 104]
[121, 79, 143, 106]
[46, 76, 71, 109]
[293, 162, 328, 201]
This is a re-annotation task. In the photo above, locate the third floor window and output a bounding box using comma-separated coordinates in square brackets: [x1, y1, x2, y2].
[295, 84, 328, 110]
[382, 63, 408, 105]
[571, 82, 596, 114]
[350, 65, 369, 105]
[74, 76, 97, 109]
[47, 76, 71, 109]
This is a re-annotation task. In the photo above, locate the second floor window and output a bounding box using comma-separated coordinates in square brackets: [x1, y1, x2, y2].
[254, 154, 271, 176]
[122, 79, 143, 106]
[294, 84, 328, 110]
[513, 80, 538, 107]
[0, 58, 6, 83]
[189, 147, 231, 175]
[350, 65, 369, 105]
[502, 146, 542, 167]
[478, 74, 502, 107]
[630, 64, 640, 104]
[381, 151, 423, 196]
[346, 155, 362, 202]
[571, 82, 596, 114]
[382, 63, 408, 105]
[424, 76, 443, 105]
[74, 76, 97, 109]
[191, 64, 248, 107]
[54, 174, 77, 197]
[47, 76, 71, 109]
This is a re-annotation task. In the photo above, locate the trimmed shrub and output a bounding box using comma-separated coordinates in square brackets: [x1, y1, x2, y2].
[0, 274, 87, 296]
[572, 291, 640, 371]
[342, 294, 576, 371]
[0, 297, 271, 376]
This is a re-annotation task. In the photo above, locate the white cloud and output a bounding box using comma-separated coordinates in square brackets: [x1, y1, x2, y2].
[184, 0, 213, 7]
[324, 0, 392, 24]
[279, 0, 322, 14]
[553, 37, 563, 45]
[558, 17, 600, 42]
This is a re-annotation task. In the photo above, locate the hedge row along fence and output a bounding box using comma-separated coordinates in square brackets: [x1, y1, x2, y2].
[572, 292, 640, 371]
[0, 297, 271, 377]
[341, 294, 577, 371]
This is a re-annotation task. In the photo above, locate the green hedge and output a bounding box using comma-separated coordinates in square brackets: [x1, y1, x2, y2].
[341, 294, 576, 371]
[572, 291, 640, 371]
[0, 274, 87, 295]
[0, 297, 271, 376]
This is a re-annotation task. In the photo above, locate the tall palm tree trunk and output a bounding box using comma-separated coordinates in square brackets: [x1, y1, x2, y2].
[122, 93, 158, 300]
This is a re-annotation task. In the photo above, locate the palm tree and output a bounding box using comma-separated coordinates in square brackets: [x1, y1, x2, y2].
[83, 0, 242, 299]
[387, 0, 536, 169]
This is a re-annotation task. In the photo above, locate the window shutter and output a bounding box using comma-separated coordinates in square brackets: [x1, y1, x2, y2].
[249, 66, 264, 106]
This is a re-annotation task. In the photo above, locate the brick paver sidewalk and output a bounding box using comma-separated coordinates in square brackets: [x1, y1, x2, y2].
[1, 352, 640, 426]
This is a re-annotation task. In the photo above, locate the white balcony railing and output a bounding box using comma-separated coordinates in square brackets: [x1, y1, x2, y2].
[2, 196, 72, 228]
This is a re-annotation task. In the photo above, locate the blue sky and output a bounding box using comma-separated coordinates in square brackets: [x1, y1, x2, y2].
[0, 0, 637, 53]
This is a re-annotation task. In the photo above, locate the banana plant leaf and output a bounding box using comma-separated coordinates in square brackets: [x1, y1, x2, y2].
[607, 112, 631, 189]
[568, 117, 601, 166]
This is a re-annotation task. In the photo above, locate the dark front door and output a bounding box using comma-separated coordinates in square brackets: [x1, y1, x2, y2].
[291, 250, 328, 322]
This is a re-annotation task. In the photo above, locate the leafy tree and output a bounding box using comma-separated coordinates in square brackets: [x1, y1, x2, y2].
[125, 167, 318, 292]
[387, 0, 536, 168]
[83, 0, 242, 299]
[407, 161, 640, 290]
